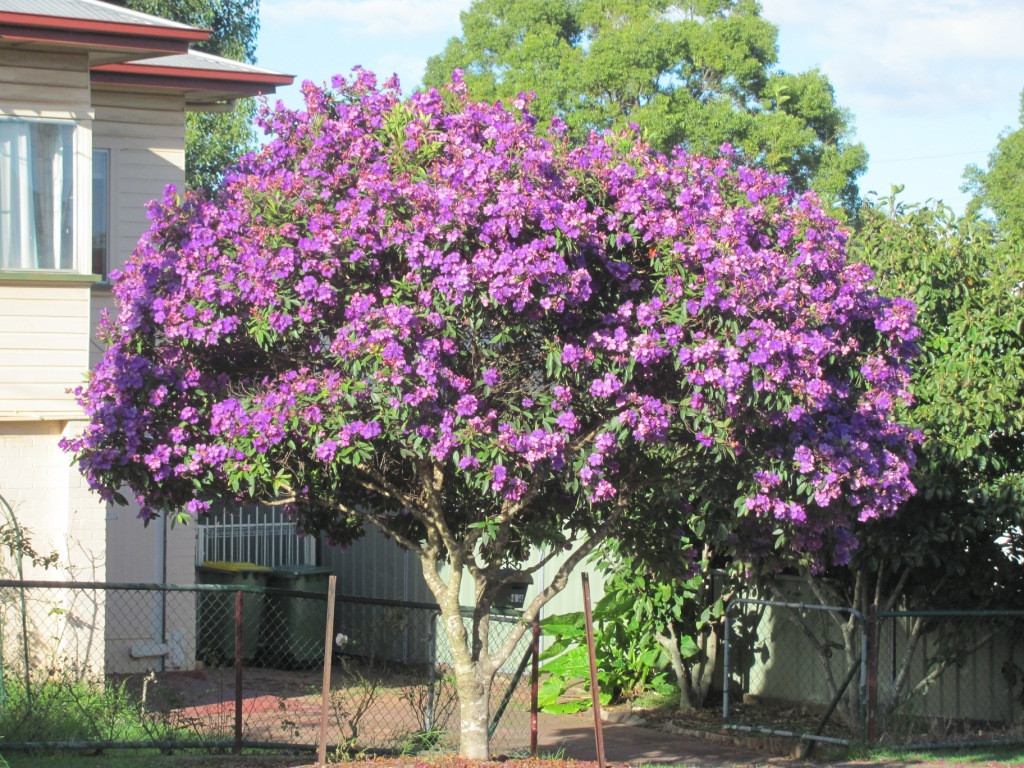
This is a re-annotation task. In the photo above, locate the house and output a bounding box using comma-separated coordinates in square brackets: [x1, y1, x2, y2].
[0, 0, 596, 682]
[0, 0, 292, 674]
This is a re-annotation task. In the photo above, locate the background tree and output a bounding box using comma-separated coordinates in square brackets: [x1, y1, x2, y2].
[110, 0, 260, 192]
[790, 197, 1024, 725]
[65, 73, 917, 758]
[424, 0, 867, 215]
[963, 89, 1024, 240]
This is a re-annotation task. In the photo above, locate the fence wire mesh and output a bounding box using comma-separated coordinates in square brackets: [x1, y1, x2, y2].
[0, 581, 535, 757]
[723, 599, 866, 744]
[874, 611, 1024, 747]
[723, 599, 1024, 750]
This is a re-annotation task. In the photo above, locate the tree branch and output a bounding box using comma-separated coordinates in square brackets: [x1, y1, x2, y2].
[802, 571, 848, 633]
[486, 505, 624, 675]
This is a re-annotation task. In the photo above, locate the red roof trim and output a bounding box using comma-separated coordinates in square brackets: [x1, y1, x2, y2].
[0, 11, 208, 42]
[90, 70, 290, 97]
[0, 23, 192, 54]
[92, 61, 294, 86]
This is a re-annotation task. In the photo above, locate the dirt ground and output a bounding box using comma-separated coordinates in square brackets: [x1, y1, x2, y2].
[127, 660, 530, 753]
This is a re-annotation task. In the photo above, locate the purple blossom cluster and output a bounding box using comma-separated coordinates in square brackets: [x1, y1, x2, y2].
[64, 69, 919, 565]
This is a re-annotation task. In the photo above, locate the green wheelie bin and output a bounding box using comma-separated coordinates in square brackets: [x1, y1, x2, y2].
[262, 565, 333, 668]
[196, 561, 271, 665]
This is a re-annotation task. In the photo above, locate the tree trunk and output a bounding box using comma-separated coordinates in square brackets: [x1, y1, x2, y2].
[693, 626, 718, 706]
[657, 630, 694, 710]
[455, 664, 492, 759]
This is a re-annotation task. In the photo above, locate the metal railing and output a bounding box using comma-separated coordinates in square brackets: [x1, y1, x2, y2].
[196, 504, 316, 567]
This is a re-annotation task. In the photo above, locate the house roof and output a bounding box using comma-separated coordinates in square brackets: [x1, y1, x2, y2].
[91, 50, 295, 106]
[0, 0, 293, 103]
[0, 0, 208, 60]
[0, 0, 200, 30]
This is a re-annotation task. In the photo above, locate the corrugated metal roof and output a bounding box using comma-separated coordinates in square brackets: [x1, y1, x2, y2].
[0, 0, 200, 31]
[134, 49, 286, 77]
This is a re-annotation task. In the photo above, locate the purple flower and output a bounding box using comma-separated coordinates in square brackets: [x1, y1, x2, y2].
[589, 373, 623, 398]
[62, 69, 919, 572]
[315, 440, 338, 461]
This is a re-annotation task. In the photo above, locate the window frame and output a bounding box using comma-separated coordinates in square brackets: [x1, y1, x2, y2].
[92, 147, 111, 281]
[0, 114, 89, 275]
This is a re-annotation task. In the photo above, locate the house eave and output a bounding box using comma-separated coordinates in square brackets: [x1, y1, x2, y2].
[0, 10, 207, 58]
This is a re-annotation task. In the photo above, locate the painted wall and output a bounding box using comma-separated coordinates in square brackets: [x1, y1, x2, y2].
[90, 88, 195, 672]
[0, 49, 195, 675]
[90, 89, 186, 277]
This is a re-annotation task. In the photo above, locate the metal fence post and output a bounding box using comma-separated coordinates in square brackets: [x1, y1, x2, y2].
[865, 604, 878, 743]
[581, 572, 606, 768]
[530, 618, 540, 756]
[425, 618, 437, 733]
[233, 589, 243, 754]
[317, 574, 337, 768]
[722, 602, 732, 721]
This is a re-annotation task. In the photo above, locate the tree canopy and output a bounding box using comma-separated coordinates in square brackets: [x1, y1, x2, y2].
[111, 0, 260, 191]
[964, 89, 1024, 240]
[65, 71, 917, 757]
[424, 0, 867, 215]
[846, 198, 1024, 610]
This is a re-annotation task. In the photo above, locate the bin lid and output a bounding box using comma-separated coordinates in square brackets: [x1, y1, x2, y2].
[270, 565, 334, 578]
[198, 560, 272, 573]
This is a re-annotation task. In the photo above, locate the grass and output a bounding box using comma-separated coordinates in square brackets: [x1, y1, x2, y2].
[630, 688, 678, 712]
[845, 743, 1024, 765]
[0, 674, 204, 745]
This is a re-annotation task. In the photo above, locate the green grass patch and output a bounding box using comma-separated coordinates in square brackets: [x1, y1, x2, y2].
[0, 675, 198, 745]
[630, 687, 678, 712]
[846, 743, 1024, 765]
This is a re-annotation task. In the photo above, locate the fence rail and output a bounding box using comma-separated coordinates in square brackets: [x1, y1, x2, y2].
[0, 580, 535, 757]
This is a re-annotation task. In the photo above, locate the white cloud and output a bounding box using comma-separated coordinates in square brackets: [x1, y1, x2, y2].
[263, 0, 470, 38]
[761, 0, 1024, 115]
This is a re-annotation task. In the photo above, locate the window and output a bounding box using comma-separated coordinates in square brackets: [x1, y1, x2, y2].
[92, 148, 109, 279]
[0, 119, 75, 270]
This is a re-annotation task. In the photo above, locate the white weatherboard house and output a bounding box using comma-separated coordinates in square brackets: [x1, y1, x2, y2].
[0, 0, 291, 674]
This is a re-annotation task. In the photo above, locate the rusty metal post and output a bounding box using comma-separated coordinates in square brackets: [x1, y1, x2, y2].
[530, 618, 540, 756]
[581, 573, 606, 768]
[233, 590, 243, 754]
[317, 575, 338, 767]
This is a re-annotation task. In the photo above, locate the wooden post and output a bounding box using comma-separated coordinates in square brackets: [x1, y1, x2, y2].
[317, 575, 338, 768]
[530, 618, 540, 756]
[233, 590, 243, 754]
[581, 573, 606, 768]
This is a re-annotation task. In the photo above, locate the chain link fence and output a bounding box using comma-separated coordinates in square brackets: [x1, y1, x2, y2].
[873, 610, 1024, 747]
[0, 580, 535, 757]
[722, 598, 866, 746]
[723, 598, 1024, 750]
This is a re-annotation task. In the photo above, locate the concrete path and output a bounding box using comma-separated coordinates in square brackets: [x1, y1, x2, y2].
[536, 712, 775, 765]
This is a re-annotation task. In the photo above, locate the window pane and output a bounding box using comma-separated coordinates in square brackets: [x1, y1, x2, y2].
[93, 148, 109, 278]
[0, 120, 75, 270]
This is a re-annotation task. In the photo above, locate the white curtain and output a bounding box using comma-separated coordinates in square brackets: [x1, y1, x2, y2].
[0, 121, 73, 270]
[0, 121, 34, 269]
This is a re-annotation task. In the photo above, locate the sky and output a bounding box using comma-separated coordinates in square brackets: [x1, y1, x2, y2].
[257, 0, 1024, 213]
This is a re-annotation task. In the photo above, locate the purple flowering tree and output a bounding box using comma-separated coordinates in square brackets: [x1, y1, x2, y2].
[65, 71, 918, 758]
